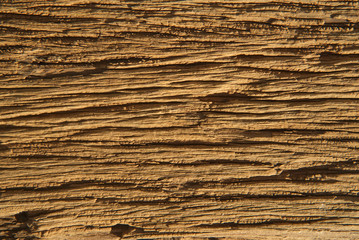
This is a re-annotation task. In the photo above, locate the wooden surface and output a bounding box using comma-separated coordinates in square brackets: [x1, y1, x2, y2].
[1, 0, 359, 239]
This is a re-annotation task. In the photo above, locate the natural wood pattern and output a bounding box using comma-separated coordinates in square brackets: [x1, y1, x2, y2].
[1, 0, 359, 239]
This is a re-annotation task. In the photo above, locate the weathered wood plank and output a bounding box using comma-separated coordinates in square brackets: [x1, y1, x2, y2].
[1, 0, 359, 239]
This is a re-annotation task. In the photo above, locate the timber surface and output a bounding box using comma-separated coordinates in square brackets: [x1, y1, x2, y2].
[1, 0, 359, 239]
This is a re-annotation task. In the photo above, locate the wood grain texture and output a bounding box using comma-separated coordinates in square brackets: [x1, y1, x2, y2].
[1, 0, 359, 239]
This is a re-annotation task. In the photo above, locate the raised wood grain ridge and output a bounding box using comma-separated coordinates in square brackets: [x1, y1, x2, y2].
[1, 0, 359, 239]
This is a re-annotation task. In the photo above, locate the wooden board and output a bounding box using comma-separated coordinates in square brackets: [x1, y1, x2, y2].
[1, 0, 359, 239]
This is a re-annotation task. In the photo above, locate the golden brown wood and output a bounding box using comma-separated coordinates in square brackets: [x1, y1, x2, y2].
[1, 0, 359, 239]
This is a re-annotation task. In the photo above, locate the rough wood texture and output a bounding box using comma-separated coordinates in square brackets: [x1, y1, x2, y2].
[1, 0, 359, 239]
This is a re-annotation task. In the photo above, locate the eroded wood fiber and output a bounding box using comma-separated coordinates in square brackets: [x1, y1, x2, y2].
[1, 0, 359, 239]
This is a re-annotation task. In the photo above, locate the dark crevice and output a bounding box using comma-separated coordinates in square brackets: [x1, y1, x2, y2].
[194, 216, 339, 228]
[183, 158, 358, 188]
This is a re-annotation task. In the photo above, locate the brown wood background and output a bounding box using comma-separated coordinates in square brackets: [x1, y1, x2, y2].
[1, 0, 359, 239]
